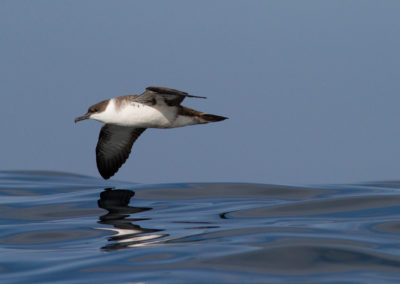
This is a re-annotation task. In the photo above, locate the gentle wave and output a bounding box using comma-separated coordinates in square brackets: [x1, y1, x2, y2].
[0, 171, 400, 283]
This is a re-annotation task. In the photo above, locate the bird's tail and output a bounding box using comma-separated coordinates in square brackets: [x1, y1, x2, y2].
[178, 106, 228, 124]
[200, 113, 228, 122]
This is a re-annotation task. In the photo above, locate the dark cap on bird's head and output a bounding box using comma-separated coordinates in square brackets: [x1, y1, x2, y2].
[74, 100, 109, 123]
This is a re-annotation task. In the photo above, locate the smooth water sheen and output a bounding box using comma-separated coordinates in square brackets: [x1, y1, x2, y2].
[1, 171, 400, 283]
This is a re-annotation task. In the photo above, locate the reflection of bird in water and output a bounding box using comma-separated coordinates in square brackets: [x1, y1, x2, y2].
[96, 188, 166, 250]
[98, 188, 146, 221]
[75, 86, 227, 179]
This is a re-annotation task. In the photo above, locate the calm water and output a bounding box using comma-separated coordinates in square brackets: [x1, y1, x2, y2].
[1, 171, 400, 283]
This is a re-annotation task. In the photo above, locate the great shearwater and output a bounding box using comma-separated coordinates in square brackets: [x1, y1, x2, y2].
[75, 86, 228, 179]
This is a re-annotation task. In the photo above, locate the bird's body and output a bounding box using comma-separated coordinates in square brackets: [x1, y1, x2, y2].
[75, 86, 227, 179]
[90, 95, 205, 128]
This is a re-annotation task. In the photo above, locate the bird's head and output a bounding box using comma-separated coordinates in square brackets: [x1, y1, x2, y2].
[75, 100, 109, 123]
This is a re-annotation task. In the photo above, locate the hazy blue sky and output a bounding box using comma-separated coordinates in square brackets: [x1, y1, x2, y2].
[1, 1, 400, 185]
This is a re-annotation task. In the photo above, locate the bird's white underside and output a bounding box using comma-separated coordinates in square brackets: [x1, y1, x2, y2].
[90, 98, 198, 128]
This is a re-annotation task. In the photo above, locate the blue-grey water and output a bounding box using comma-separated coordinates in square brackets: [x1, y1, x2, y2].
[1, 171, 400, 283]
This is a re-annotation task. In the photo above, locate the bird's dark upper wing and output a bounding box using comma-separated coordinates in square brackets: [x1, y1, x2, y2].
[135, 86, 206, 106]
[96, 124, 146, 179]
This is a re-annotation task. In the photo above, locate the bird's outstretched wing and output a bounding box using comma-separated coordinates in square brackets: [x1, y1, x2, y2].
[96, 124, 146, 179]
[136, 86, 206, 106]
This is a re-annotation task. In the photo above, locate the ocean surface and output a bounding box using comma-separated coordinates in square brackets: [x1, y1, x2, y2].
[1, 171, 400, 283]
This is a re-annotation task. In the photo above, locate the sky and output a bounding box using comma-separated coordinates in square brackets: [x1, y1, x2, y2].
[1, 1, 400, 185]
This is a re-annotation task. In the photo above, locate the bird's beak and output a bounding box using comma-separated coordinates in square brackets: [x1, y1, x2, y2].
[74, 113, 90, 123]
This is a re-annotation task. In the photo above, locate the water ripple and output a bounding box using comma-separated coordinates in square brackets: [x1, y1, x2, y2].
[0, 171, 400, 283]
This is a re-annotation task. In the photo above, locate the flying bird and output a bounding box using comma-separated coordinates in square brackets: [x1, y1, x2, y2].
[75, 86, 228, 179]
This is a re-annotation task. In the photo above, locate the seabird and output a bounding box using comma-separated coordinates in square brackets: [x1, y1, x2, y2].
[75, 86, 227, 179]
